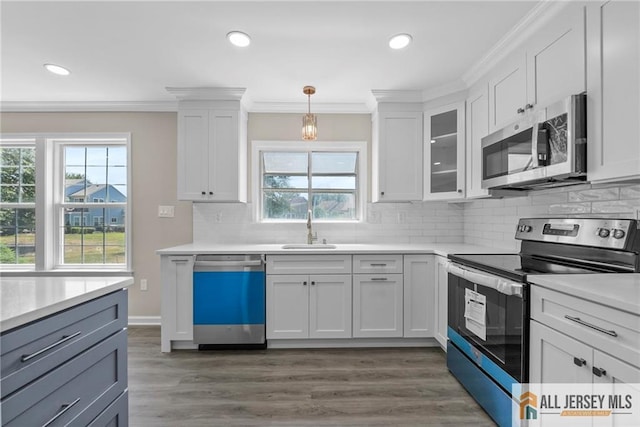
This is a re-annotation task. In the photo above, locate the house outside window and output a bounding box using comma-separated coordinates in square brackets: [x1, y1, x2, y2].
[252, 141, 367, 222]
[0, 133, 130, 270]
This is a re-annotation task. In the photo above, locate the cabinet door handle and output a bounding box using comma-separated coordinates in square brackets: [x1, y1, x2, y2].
[517, 107, 525, 114]
[380, 191, 385, 196]
[573, 357, 586, 367]
[592, 367, 607, 377]
[209, 191, 213, 195]
[201, 191, 206, 195]
[42, 398, 81, 427]
[525, 103, 534, 110]
[564, 315, 618, 337]
[303, 281, 307, 286]
[371, 277, 388, 281]
[311, 281, 316, 286]
[21, 331, 82, 363]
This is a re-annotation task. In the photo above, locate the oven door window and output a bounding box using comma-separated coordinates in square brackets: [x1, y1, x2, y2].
[457, 280, 523, 381]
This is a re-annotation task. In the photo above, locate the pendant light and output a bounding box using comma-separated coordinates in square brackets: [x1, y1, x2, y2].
[302, 86, 317, 141]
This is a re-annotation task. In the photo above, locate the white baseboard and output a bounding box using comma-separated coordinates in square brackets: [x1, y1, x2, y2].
[128, 316, 161, 326]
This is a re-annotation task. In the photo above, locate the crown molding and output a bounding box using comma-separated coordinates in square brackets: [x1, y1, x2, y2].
[0, 101, 178, 112]
[462, 0, 567, 86]
[165, 87, 246, 101]
[247, 101, 370, 114]
[370, 89, 424, 103]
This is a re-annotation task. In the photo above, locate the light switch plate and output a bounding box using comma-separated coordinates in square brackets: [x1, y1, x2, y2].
[158, 205, 175, 218]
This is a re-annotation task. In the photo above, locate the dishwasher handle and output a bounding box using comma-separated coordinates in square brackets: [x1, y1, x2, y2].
[194, 259, 264, 269]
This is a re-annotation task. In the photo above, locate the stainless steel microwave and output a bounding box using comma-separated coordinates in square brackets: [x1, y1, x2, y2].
[481, 93, 586, 191]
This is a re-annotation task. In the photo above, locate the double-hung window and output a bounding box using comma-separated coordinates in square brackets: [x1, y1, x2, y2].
[0, 134, 130, 270]
[253, 141, 367, 222]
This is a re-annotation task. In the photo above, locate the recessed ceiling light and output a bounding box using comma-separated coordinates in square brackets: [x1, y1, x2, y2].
[227, 31, 251, 47]
[44, 63, 71, 76]
[389, 34, 412, 50]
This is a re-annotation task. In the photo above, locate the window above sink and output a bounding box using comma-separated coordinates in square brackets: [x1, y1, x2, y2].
[251, 141, 367, 223]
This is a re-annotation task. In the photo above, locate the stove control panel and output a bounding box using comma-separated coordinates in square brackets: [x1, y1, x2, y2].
[515, 218, 639, 251]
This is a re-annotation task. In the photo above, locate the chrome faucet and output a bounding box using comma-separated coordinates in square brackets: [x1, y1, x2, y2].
[306, 209, 317, 245]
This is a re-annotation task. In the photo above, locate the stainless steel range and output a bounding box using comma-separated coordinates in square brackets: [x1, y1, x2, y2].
[445, 217, 640, 427]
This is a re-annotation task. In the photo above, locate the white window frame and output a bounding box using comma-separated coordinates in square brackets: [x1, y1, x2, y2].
[251, 140, 367, 223]
[0, 133, 131, 272]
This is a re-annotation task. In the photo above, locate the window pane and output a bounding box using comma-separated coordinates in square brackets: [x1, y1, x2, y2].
[0, 208, 36, 264]
[263, 175, 308, 189]
[311, 176, 356, 190]
[64, 146, 128, 204]
[62, 207, 126, 264]
[312, 152, 357, 174]
[263, 191, 308, 219]
[263, 152, 307, 174]
[1, 146, 36, 203]
[312, 193, 356, 220]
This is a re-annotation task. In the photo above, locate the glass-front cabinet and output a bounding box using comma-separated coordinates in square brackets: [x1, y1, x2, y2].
[423, 102, 465, 200]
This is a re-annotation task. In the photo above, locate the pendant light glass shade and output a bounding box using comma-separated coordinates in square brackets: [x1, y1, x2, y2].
[302, 86, 317, 140]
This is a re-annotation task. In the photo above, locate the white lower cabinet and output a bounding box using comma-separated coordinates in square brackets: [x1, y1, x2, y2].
[266, 274, 352, 339]
[160, 255, 195, 352]
[530, 284, 640, 387]
[403, 255, 434, 338]
[434, 255, 449, 350]
[352, 274, 403, 338]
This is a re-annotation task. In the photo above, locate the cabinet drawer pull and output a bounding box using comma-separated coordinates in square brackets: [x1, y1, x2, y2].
[371, 277, 388, 281]
[592, 367, 607, 377]
[42, 398, 81, 427]
[370, 263, 388, 267]
[564, 315, 618, 337]
[573, 357, 586, 367]
[21, 331, 82, 363]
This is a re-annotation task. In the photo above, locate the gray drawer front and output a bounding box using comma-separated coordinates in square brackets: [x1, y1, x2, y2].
[1, 289, 127, 398]
[1, 329, 127, 426]
[88, 390, 128, 427]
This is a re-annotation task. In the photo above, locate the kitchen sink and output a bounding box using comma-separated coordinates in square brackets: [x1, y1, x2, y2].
[281, 244, 337, 249]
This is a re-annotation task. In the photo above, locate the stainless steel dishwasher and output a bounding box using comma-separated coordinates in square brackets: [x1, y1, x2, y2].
[192, 254, 266, 349]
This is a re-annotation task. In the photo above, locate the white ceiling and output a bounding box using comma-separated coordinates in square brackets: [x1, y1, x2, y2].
[1, 0, 539, 111]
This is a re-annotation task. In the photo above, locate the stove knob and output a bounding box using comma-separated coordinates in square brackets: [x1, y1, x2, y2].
[613, 229, 626, 239]
[598, 228, 610, 238]
[524, 225, 532, 233]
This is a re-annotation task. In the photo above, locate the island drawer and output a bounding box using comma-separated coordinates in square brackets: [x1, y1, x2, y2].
[0, 289, 127, 398]
[353, 254, 403, 274]
[266, 255, 352, 275]
[1, 329, 127, 426]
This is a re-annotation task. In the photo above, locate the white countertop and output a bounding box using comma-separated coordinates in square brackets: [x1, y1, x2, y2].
[527, 274, 640, 316]
[0, 276, 134, 332]
[156, 242, 512, 257]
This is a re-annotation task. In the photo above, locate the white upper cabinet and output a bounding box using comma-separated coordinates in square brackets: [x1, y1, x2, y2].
[586, 0, 640, 183]
[525, 2, 586, 111]
[170, 87, 248, 202]
[371, 92, 423, 202]
[423, 102, 465, 200]
[488, 3, 586, 133]
[465, 83, 490, 199]
[488, 53, 528, 132]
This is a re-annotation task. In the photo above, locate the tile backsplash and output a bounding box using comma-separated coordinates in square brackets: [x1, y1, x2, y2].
[463, 182, 640, 251]
[193, 183, 640, 251]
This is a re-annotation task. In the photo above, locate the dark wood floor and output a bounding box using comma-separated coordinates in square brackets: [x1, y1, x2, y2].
[127, 327, 496, 426]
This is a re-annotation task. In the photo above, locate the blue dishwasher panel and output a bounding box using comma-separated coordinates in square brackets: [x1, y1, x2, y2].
[193, 271, 265, 325]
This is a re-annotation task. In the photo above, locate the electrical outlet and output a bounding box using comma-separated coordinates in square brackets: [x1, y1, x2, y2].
[397, 211, 407, 224]
[215, 212, 223, 223]
[158, 205, 175, 218]
[140, 279, 148, 291]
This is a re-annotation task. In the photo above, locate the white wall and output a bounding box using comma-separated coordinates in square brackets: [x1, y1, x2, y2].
[463, 182, 640, 251]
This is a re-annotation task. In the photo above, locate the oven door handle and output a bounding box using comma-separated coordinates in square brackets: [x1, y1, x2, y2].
[446, 262, 523, 298]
